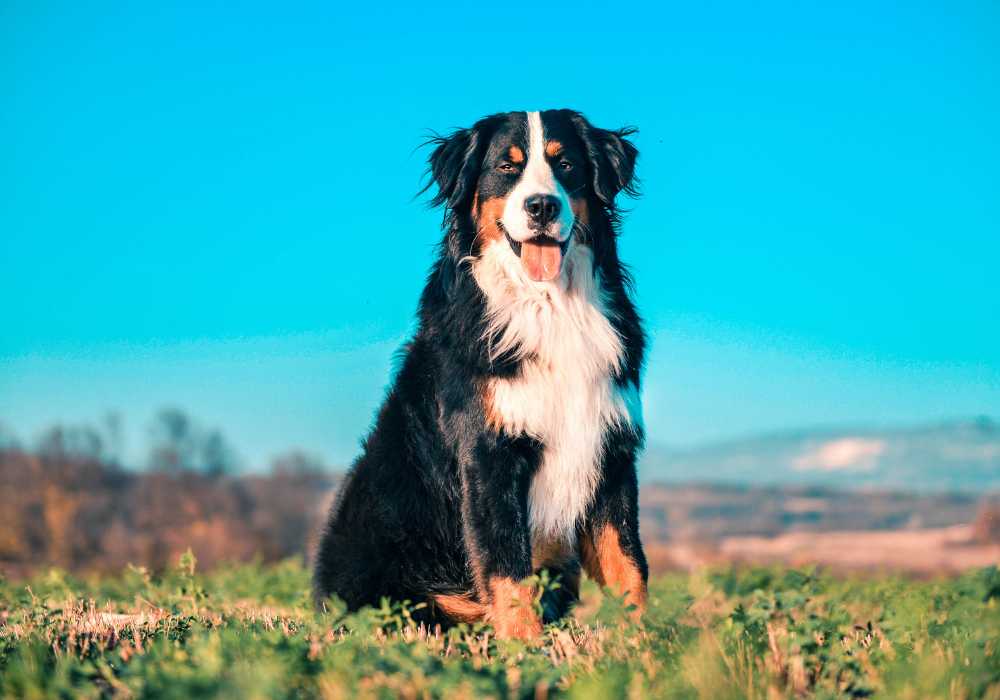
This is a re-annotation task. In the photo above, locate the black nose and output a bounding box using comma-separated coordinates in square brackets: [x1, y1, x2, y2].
[524, 194, 561, 227]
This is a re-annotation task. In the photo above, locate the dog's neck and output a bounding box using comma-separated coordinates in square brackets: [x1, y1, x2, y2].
[471, 238, 622, 372]
[472, 236, 639, 540]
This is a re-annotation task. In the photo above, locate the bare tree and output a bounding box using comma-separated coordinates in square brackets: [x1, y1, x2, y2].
[147, 408, 238, 476]
[102, 411, 124, 467]
[147, 408, 198, 472]
[201, 429, 237, 477]
[36, 424, 105, 462]
[270, 449, 327, 477]
[0, 421, 19, 451]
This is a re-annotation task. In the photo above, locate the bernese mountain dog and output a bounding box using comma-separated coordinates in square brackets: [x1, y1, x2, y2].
[313, 109, 646, 639]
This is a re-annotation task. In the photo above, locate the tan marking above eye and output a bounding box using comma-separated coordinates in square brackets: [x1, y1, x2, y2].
[545, 140, 564, 157]
[508, 145, 525, 163]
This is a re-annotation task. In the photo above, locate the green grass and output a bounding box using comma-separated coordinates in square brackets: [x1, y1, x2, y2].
[1, 553, 998, 699]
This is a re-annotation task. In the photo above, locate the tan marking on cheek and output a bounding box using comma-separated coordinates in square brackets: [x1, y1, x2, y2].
[488, 577, 542, 639]
[570, 197, 591, 244]
[508, 145, 524, 163]
[579, 524, 647, 618]
[545, 140, 564, 157]
[475, 196, 508, 244]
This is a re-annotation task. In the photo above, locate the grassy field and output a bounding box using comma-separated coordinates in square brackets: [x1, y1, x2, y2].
[1, 554, 998, 699]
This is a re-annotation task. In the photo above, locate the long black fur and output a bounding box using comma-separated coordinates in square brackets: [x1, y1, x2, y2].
[313, 109, 647, 625]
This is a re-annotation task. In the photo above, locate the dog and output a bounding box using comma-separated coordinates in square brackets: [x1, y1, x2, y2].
[313, 109, 647, 639]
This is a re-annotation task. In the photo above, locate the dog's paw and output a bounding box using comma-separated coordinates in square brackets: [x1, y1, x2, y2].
[492, 610, 543, 640]
[487, 577, 542, 640]
[626, 591, 647, 623]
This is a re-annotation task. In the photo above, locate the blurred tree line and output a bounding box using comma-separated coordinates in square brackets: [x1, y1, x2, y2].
[2, 409, 996, 580]
[0, 409, 337, 578]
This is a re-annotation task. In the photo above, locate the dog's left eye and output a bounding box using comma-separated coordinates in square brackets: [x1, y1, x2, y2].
[559, 159, 574, 171]
[497, 162, 517, 173]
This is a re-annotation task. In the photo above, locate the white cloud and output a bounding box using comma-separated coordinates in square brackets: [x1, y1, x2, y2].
[793, 437, 886, 472]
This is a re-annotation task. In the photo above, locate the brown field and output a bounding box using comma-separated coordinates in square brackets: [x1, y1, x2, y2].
[638, 483, 999, 575]
[2, 446, 997, 579]
[646, 525, 999, 575]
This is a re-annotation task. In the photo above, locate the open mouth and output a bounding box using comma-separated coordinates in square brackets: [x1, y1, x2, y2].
[499, 220, 570, 282]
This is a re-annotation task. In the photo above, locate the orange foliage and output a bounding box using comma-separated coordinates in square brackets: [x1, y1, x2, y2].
[0, 448, 336, 577]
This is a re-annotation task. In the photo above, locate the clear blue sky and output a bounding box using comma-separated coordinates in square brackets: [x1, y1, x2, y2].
[2, 1, 997, 469]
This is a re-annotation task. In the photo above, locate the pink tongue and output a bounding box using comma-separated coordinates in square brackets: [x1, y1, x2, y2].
[520, 239, 563, 281]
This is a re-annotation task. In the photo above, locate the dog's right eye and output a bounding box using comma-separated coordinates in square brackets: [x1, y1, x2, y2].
[496, 162, 517, 174]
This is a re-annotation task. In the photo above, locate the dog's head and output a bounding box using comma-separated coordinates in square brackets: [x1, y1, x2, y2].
[426, 110, 638, 282]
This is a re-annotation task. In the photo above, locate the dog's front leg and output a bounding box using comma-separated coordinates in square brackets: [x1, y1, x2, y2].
[579, 426, 648, 619]
[460, 433, 543, 639]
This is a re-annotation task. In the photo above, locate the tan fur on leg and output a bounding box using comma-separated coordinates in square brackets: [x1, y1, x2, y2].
[431, 592, 487, 624]
[580, 524, 647, 618]
[487, 577, 542, 639]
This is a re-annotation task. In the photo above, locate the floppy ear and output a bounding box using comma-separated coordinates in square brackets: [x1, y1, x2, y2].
[425, 128, 477, 210]
[423, 114, 508, 211]
[423, 116, 503, 212]
[569, 113, 639, 208]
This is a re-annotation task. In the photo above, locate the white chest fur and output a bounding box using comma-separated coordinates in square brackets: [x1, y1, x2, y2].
[473, 241, 642, 543]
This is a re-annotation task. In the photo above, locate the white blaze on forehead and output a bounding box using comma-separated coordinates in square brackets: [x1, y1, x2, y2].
[500, 111, 575, 243]
[523, 111, 553, 192]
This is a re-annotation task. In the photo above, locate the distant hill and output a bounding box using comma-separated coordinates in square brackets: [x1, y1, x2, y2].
[640, 417, 1000, 493]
